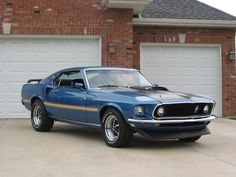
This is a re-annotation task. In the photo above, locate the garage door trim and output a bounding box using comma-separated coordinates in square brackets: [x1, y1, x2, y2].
[140, 43, 222, 116]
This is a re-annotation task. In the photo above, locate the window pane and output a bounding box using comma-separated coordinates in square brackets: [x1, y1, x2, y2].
[86, 70, 153, 88]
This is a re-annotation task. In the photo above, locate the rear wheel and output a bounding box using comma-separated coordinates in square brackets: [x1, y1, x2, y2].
[179, 136, 201, 142]
[102, 108, 133, 148]
[31, 100, 54, 132]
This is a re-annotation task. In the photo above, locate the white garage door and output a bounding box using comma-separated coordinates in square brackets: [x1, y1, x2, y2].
[141, 44, 222, 116]
[0, 36, 101, 118]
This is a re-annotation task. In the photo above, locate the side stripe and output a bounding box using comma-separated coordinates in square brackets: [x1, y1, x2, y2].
[22, 99, 31, 104]
[44, 102, 99, 112]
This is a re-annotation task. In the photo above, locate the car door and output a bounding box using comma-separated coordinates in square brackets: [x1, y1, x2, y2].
[45, 71, 87, 123]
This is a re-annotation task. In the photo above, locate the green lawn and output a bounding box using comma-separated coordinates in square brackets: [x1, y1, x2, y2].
[226, 116, 236, 121]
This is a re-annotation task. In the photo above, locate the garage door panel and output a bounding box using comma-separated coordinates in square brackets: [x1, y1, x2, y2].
[0, 103, 5, 117]
[197, 47, 219, 57]
[6, 64, 32, 72]
[7, 103, 24, 112]
[0, 63, 4, 68]
[141, 44, 221, 116]
[6, 84, 22, 94]
[28, 64, 55, 72]
[3, 52, 29, 59]
[198, 68, 217, 75]
[4, 74, 31, 83]
[0, 37, 100, 118]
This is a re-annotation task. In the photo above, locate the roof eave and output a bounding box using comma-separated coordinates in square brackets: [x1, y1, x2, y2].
[133, 18, 236, 28]
[101, 0, 153, 14]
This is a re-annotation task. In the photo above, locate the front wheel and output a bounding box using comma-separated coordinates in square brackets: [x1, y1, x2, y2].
[31, 100, 54, 132]
[179, 136, 201, 142]
[102, 108, 133, 148]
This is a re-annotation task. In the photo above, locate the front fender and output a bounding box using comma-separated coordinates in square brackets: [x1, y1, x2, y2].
[100, 103, 126, 118]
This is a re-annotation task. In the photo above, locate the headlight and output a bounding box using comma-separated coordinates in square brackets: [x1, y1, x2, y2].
[157, 106, 165, 117]
[134, 106, 144, 116]
[203, 105, 210, 114]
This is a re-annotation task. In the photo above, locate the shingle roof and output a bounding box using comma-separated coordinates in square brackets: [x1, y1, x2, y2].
[141, 0, 236, 21]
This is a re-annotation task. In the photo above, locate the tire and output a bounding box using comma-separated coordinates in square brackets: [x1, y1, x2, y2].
[31, 99, 54, 132]
[101, 108, 133, 148]
[179, 136, 201, 142]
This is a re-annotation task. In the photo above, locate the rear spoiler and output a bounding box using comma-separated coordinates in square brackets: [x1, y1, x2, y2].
[27, 79, 42, 83]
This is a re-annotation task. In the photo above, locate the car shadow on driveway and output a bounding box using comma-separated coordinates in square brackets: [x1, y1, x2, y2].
[130, 135, 197, 149]
[51, 123, 103, 140]
[50, 123, 194, 149]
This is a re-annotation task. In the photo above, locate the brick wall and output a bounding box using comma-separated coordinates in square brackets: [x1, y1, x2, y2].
[1, 0, 236, 116]
[134, 26, 236, 116]
[0, 0, 134, 67]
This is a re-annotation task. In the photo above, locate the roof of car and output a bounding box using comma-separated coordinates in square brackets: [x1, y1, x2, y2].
[141, 0, 236, 20]
[59, 66, 137, 72]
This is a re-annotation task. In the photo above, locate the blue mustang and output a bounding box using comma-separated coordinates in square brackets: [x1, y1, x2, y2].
[21, 67, 216, 147]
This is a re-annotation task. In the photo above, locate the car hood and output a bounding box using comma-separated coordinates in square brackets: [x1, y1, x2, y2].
[107, 87, 213, 104]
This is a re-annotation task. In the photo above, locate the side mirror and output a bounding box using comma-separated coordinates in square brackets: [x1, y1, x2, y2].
[74, 82, 85, 89]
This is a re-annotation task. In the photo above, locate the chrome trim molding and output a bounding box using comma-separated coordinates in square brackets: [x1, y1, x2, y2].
[82, 67, 138, 89]
[128, 115, 216, 124]
[156, 115, 213, 120]
[83, 67, 137, 72]
[51, 116, 101, 128]
[22, 99, 31, 104]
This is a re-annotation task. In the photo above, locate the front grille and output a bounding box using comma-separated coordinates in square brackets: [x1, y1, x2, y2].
[153, 103, 213, 118]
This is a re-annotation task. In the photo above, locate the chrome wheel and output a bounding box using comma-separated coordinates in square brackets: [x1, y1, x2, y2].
[104, 114, 120, 143]
[102, 108, 133, 147]
[32, 105, 43, 128]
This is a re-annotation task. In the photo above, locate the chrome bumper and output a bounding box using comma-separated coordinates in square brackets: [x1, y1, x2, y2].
[128, 115, 216, 125]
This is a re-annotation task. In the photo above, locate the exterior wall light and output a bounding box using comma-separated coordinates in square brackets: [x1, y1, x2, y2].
[228, 49, 235, 60]
[2, 22, 12, 35]
[108, 43, 116, 54]
[178, 33, 186, 43]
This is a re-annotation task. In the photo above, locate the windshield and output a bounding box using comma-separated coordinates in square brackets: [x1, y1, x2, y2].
[85, 69, 154, 88]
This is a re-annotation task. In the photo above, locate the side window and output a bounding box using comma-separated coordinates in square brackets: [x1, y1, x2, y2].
[53, 71, 84, 88]
[53, 74, 63, 86]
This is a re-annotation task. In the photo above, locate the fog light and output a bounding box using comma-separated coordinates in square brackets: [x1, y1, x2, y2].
[134, 106, 144, 116]
[157, 106, 165, 117]
[203, 105, 210, 114]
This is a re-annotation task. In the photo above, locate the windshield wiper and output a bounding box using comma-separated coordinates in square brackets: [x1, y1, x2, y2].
[98, 85, 128, 88]
[98, 84, 119, 88]
[151, 85, 168, 91]
[130, 85, 152, 88]
[130, 85, 162, 90]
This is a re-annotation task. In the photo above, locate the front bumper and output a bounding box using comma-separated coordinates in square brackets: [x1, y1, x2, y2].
[135, 127, 211, 139]
[128, 115, 216, 139]
[128, 115, 216, 125]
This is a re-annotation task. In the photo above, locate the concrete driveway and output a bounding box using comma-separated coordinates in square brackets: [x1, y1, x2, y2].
[0, 118, 236, 177]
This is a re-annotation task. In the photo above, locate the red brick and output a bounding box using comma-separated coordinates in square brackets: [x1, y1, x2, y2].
[0, 0, 236, 116]
[0, 0, 134, 68]
[133, 26, 236, 116]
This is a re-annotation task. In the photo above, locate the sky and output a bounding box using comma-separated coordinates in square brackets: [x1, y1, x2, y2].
[198, 0, 236, 17]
